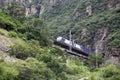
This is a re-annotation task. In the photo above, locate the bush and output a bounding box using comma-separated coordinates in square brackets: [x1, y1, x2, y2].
[9, 31, 18, 38]
[101, 65, 120, 79]
[9, 41, 44, 60]
[0, 61, 19, 80]
[9, 43, 30, 59]
[0, 11, 17, 31]
[15, 58, 56, 80]
[88, 64, 120, 80]
[88, 72, 103, 80]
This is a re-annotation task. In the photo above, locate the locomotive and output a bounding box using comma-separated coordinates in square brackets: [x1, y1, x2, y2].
[54, 36, 93, 56]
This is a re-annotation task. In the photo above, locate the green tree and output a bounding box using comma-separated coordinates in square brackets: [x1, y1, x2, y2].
[107, 31, 120, 49]
[5, 3, 25, 21]
[0, 61, 19, 80]
[15, 58, 56, 80]
[9, 41, 45, 60]
[26, 18, 51, 46]
[88, 52, 104, 69]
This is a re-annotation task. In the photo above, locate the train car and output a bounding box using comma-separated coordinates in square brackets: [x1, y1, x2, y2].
[54, 36, 93, 56]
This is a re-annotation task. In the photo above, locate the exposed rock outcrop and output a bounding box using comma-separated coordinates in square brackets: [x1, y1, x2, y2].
[75, 11, 81, 18]
[40, 6, 45, 15]
[31, 7, 37, 14]
[107, 1, 120, 10]
[94, 28, 108, 53]
[25, 8, 30, 17]
[81, 28, 90, 39]
[49, 0, 57, 6]
[0, 34, 13, 52]
[86, 5, 92, 16]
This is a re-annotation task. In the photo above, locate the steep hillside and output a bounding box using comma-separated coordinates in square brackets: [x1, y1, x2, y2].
[0, 0, 120, 80]
[42, 0, 120, 58]
[1, 0, 119, 62]
[0, 9, 91, 80]
[1, 0, 119, 63]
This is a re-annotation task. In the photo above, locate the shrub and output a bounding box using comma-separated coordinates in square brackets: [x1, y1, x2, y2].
[0, 11, 17, 31]
[15, 58, 56, 80]
[9, 41, 45, 60]
[9, 43, 30, 60]
[88, 64, 120, 80]
[9, 31, 18, 38]
[0, 61, 19, 80]
[101, 65, 120, 79]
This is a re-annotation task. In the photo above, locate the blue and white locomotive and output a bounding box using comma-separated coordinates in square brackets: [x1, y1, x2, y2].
[54, 36, 92, 56]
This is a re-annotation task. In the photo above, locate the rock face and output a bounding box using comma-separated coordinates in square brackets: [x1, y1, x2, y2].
[80, 27, 108, 54]
[0, 34, 16, 62]
[74, 11, 81, 18]
[40, 6, 45, 15]
[81, 28, 90, 39]
[0, 34, 13, 53]
[107, 1, 120, 10]
[25, 8, 30, 17]
[49, 0, 57, 6]
[0, 0, 70, 17]
[110, 48, 120, 64]
[31, 7, 37, 14]
[94, 28, 108, 53]
[86, 5, 92, 16]
[0, 0, 120, 17]
[116, 3, 120, 9]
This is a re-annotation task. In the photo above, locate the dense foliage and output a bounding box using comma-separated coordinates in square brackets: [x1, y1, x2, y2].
[0, 7, 89, 80]
[0, 0, 120, 80]
[88, 64, 120, 80]
[43, 0, 120, 49]
[0, 9, 51, 47]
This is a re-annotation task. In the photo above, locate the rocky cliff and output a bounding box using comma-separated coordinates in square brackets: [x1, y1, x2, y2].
[0, 0, 70, 17]
[1, 0, 120, 17]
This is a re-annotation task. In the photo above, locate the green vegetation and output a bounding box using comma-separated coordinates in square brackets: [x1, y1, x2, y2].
[88, 64, 120, 80]
[0, 9, 51, 47]
[107, 30, 120, 49]
[88, 52, 104, 69]
[0, 0, 120, 80]
[0, 60, 18, 80]
[43, 0, 120, 49]
[0, 8, 89, 79]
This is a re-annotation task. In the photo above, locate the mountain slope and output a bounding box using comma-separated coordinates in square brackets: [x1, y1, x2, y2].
[0, 0, 120, 80]
[42, 0, 120, 56]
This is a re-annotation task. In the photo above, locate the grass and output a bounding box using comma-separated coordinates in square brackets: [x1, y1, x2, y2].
[0, 28, 9, 36]
[0, 52, 8, 60]
[0, 28, 25, 46]
[12, 37, 25, 46]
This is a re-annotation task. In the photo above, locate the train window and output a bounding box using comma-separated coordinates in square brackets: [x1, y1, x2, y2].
[78, 45, 81, 49]
[75, 44, 80, 49]
[71, 42, 74, 46]
[61, 38, 65, 42]
[74, 43, 76, 47]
